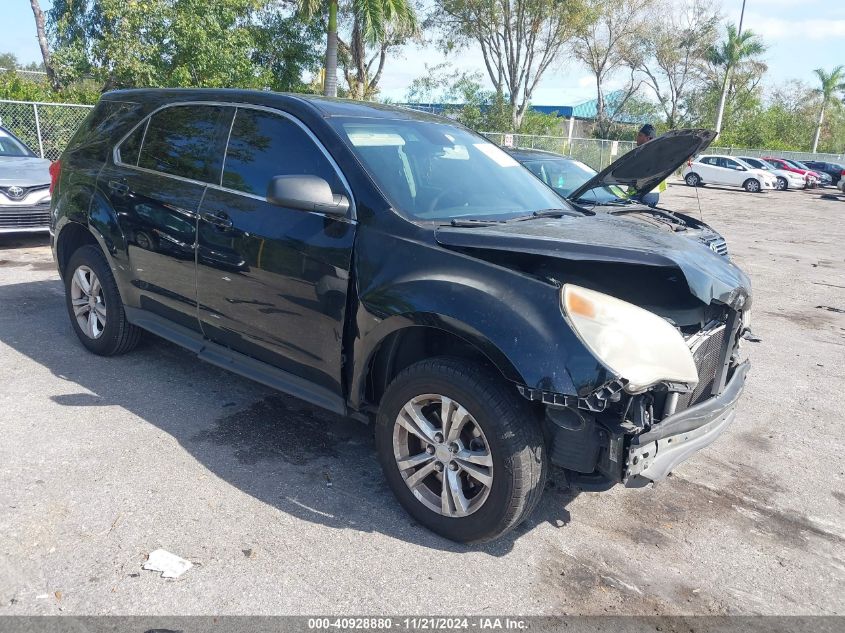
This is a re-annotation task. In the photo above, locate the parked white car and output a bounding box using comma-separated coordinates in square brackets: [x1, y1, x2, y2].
[737, 156, 807, 191]
[682, 155, 779, 193]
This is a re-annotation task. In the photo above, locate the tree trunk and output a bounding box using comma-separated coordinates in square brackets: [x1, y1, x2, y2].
[29, 0, 59, 89]
[324, 0, 339, 98]
[812, 103, 825, 153]
[714, 67, 731, 136]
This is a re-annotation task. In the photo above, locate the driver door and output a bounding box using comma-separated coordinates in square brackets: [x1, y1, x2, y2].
[196, 107, 356, 395]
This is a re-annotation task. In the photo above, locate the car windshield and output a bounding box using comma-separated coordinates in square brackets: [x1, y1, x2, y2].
[0, 129, 36, 157]
[329, 118, 573, 222]
[785, 159, 809, 170]
[518, 156, 626, 205]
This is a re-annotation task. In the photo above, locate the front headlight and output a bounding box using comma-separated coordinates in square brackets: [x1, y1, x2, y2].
[561, 284, 699, 393]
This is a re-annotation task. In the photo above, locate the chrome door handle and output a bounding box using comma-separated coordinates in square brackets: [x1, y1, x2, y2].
[201, 211, 233, 228]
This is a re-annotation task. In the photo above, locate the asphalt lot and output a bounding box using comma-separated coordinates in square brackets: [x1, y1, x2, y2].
[1, 181, 844, 615]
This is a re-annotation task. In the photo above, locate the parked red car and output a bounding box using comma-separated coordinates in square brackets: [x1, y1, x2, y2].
[762, 157, 820, 188]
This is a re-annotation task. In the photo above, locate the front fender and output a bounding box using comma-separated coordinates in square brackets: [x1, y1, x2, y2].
[348, 228, 616, 407]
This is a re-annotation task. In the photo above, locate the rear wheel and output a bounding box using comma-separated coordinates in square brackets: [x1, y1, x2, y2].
[65, 245, 141, 356]
[744, 178, 761, 193]
[685, 173, 701, 187]
[776, 177, 788, 191]
[375, 357, 547, 543]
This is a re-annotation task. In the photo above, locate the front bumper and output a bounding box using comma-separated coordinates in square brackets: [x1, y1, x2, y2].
[624, 360, 750, 485]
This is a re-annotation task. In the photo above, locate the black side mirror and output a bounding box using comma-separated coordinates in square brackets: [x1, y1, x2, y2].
[266, 175, 350, 216]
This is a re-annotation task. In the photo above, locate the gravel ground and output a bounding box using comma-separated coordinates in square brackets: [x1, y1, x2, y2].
[0, 181, 843, 615]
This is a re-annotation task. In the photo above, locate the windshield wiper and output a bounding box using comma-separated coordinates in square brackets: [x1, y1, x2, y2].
[509, 209, 577, 222]
[448, 218, 506, 227]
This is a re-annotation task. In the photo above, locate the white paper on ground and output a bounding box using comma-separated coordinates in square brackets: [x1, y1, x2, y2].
[142, 549, 193, 578]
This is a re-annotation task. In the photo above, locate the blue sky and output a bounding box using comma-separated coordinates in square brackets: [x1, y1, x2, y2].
[5, 0, 845, 106]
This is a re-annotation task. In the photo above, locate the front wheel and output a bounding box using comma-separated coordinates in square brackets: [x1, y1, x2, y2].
[375, 357, 547, 543]
[776, 177, 788, 191]
[744, 178, 761, 193]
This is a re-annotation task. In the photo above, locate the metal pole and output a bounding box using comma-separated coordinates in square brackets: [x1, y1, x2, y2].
[737, 0, 747, 36]
[33, 103, 45, 159]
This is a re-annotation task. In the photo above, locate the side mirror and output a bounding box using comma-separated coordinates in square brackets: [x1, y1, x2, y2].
[266, 175, 350, 216]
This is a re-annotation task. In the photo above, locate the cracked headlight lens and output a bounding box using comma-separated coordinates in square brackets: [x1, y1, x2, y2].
[561, 284, 699, 393]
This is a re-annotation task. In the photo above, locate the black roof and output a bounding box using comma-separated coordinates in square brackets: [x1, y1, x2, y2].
[101, 88, 448, 122]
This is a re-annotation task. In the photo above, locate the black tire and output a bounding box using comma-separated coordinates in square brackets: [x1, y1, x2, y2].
[64, 244, 141, 356]
[685, 172, 701, 187]
[776, 177, 788, 191]
[375, 357, 547, 543]
[743, 178, 761, 193]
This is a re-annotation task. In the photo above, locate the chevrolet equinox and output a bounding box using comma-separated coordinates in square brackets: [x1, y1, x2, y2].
[51, 90, 752, 543]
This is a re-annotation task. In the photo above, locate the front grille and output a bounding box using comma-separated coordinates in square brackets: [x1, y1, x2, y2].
[677, 323, 728, 411]
[0, 185, 49, 201]
[701, 235, 729, 257]
[0, 206, 51, 229]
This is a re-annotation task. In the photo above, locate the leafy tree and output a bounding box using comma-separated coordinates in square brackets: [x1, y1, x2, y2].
[709, 23, 765, 135]
[810, 66, 845, 153]
[634, 0, 719, 128]
[0, 52, 20, 71]
[434, 0, 590, 130]
[573, 0, 655, 137]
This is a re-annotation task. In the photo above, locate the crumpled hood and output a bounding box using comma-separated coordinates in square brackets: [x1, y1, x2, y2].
[435, 214, 751, 310]
[0, 156, 52, 187]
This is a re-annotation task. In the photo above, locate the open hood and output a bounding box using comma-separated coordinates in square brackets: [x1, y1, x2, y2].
[568, 129, 717, 200]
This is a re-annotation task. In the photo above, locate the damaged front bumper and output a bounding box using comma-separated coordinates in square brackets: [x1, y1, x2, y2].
[624, 360, 750, 486]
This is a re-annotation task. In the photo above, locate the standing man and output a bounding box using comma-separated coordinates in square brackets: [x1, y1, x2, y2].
[633, 124, 666, 208]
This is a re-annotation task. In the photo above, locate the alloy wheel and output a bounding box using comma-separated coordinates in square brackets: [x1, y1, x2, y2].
[70, 265, 107, 339]
[392, 394, 493, 517]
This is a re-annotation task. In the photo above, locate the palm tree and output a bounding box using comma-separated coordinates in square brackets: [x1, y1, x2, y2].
[298, 0, 417, 98]
[811, 66, 845, 153]
[709, 23, 765, 136]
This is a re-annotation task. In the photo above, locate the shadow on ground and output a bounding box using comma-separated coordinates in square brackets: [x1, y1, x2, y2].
[0, 278, 577, 556]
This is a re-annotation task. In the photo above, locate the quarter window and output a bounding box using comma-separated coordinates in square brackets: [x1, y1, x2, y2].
[137, 105, 230, 183]
[222, 108, 342, 197]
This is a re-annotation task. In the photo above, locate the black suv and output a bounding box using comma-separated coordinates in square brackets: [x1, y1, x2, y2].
[51, 89, 752, 543]
[800, 160, 843, 185]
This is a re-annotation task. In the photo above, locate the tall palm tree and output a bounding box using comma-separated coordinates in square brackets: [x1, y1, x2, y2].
[298, 0, 416, 98]
[709, 23, 765, 136]
[811, 66, 845, 153]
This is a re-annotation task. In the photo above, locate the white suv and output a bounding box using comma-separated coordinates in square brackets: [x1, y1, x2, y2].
[682, 155, 778, 193]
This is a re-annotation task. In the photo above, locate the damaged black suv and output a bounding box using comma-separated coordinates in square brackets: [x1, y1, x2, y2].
[51, 90, 751, 543]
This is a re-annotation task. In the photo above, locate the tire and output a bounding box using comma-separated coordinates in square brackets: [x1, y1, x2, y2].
[375, 357, 547, 543]
[776, 177, 788, 191]
[744, 178, 761, 193]
[685, 173, 701, 187]
[65, 244, 142, 356]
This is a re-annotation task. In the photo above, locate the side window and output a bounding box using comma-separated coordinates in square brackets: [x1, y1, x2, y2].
[724, 159, 739, 169]
[137, 105, 230, 183]
[118, 122, 145, 166]
[700, 157, 714, 166]
[222, 108, 343, 198]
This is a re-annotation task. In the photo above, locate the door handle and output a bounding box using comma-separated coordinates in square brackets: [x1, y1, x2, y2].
[108, 179, 129, 196]
[201, 211, 233, 228]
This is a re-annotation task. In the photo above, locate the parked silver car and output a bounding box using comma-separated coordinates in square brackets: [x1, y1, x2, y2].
[0, 125, 52, 234]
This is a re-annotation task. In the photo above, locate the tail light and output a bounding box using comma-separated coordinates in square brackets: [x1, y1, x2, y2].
[49, 160, 61, 194]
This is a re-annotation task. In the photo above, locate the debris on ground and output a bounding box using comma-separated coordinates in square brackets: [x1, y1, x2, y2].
[142, 549, 193, 578]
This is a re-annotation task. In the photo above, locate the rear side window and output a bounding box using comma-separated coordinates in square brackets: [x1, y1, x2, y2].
[222, 108, 342, 196]
[137, 105, 230, 183]
[118, 123, 145, 166]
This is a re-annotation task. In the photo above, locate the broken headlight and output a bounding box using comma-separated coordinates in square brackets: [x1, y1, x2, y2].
[561, 284, 699, 393]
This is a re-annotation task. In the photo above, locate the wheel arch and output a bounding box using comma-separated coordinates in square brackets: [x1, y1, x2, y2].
[350, 317, 526, 412]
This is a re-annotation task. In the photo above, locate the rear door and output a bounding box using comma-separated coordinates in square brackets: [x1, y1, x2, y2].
[103, 103, 233, 331]
[196, 106, 356, 395]
[696, 157, 721, 184]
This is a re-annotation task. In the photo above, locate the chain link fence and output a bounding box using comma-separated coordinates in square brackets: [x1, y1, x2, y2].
[1, 98, 842, 169]
[484, 131, 845, 170]
[0, 99, 93, 161]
